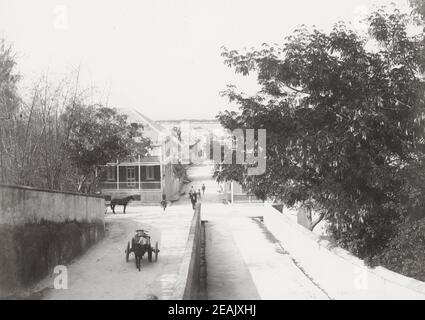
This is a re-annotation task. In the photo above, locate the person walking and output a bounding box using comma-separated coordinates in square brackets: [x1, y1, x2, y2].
[189, 189, 198, 210]
[160, 193, 167, 212]
[202, 184, 206, 195]
[197, 189, 202, 200]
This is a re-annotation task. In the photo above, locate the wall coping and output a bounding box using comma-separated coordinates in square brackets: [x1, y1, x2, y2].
[172, 203, 201, 300]
[265, 205, 425, 297]
[0, 184, 105, 199]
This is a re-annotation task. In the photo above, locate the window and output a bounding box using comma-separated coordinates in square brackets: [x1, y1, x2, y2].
[146, 166, 155, 180]
[126, 167, 136, 187]
[106, 166, 116, 181]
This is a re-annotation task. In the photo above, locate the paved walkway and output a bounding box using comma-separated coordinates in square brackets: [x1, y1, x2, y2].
[189, 163, 328, 300]
[203, 205, 327, 300]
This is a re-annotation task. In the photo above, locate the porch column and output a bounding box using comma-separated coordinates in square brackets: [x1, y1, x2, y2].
[160, 146, 164, 195]
[116, 160, 119, 190]
[160, 163, 164, 195]
[231, 181, 234, 204]
[138, 154, 141, 190]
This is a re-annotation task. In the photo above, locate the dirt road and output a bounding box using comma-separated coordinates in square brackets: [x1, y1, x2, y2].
[36, 204, 194, 300]
[33, 162, 328, 300]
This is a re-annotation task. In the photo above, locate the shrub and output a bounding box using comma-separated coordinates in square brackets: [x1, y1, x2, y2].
[373, 219, 425, 281]
[327, 208, 403, 260]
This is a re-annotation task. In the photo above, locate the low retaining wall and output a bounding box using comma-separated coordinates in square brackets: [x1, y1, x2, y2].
[262, 205, 425, 300]
[0, 184, 105, 298]
[172, 203, 202, 300]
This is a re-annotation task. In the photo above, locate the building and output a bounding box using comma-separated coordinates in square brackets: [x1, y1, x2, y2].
[97, 111, 184, 204]
[156, 119, 225, 164]
[220, 180, 263, 204]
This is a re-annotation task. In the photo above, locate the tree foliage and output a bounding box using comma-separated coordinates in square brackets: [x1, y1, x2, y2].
[64, 105, 149, 192]
[215, 5, 425, 258]
[0, 44, 150, 193]
[373, 218, 425, 281]
[0, 40, 21, 183]
[0, 40, 20, 118]
[411, 0, 425, 21]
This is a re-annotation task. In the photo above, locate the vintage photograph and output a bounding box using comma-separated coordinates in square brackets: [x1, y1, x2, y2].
[0, 0, 425, 303]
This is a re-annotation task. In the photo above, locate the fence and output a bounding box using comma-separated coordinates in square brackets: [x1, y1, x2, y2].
[99, 181, 161, 190]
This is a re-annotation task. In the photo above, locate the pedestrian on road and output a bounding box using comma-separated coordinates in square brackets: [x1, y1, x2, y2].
[197, 189, 202, 200]
[161, 193, 167, 212]
[202, 184, 206, 195]
[189, 190, 198, 210]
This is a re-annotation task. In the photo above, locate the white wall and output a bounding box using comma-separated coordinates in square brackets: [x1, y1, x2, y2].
[0, 185, 105, 225]
[262, 205, 425, 300]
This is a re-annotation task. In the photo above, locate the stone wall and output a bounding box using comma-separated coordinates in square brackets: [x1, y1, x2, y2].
[0, 184, 105, 298]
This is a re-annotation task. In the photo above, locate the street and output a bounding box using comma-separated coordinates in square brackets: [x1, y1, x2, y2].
[37, 203, 194, 300]
[31, 162, 328, 300]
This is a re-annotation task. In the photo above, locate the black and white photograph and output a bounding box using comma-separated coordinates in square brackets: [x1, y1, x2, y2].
[0, 0, 425, 306]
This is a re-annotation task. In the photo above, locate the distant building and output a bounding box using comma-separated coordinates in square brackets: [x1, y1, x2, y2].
[97, 111, 184, 204]
[157, 119, 225, 164]
[220, 181, 263, 204]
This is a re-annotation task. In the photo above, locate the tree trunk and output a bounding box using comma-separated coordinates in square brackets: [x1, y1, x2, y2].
[309, 211, 325, 231]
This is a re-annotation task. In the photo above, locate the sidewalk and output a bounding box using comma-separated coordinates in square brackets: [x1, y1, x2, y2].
[203, 203, 328, 300]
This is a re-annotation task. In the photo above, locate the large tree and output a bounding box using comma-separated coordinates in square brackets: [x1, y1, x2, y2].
[215, 5, 425, 258]
[0, 40, 21, 183]
[0, 54, 150, 193]
[64, 105, 150, 193]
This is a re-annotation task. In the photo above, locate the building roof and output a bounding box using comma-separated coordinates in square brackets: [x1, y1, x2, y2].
[132, 110, 166, 133]
[121, 108, 185, 146]
[117, 109, 189, 165]
[120, 108, 166, 138]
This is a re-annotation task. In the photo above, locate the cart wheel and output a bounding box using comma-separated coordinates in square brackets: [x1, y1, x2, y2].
[148, 247, 153, 262]
[155, 241, 158, 262]
[126, 242, 130, 262]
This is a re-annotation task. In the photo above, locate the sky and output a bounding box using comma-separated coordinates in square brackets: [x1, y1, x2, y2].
[0, 0, 409, 120]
